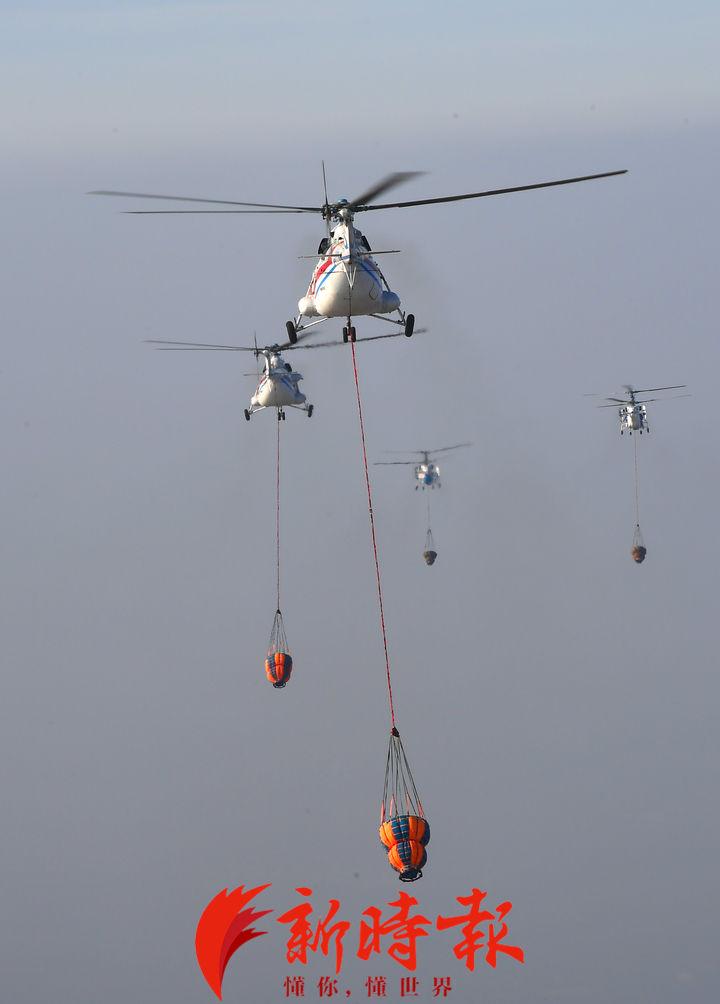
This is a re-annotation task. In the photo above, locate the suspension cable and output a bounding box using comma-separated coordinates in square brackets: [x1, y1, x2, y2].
[349, 339, 397, 729]
[276, 414, 281, 612]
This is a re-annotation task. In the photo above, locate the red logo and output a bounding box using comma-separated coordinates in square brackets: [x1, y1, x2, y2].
[195, 884, 273, 1000]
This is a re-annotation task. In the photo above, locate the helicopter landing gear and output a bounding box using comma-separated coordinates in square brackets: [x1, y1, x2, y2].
[404, 313, 415, 337]
[342, 326, 356, 343]
[244, 409, 251, 422]
[286, 321, 298, 344]
[307, 404, 314, 418]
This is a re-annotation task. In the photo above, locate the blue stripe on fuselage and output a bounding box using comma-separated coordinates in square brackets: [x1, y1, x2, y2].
[316, 255, 382, 294]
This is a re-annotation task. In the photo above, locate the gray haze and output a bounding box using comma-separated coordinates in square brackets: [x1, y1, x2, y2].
[2, 3, 719, 1002]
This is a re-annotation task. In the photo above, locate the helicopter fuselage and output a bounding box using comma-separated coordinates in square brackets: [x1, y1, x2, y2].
[249, 352, 309, 416]
[298, 218, 400, 321]
[415, 462, 440, 489]
[619, 403, 648, 434]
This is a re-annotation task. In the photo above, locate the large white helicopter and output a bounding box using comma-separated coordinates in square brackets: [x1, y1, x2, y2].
[91, 165, 626, 341]
[597, 384, 688, 434]
[147, 329, 410, 421]
[374, 443, 472, 489]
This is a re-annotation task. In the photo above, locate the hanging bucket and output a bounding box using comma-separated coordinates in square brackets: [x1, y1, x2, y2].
[379, 814, 430, 882]
[265, 651, 293, 688]
[423, 527, 437, 566]
[379, 730, 430, 881]
[631, 524, 647, 564]
[266, 609, 293, 688]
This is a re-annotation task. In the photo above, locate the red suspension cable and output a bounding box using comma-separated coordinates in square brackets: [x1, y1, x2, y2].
[276, 415, 281, 611]
[349, 339, 397, 729]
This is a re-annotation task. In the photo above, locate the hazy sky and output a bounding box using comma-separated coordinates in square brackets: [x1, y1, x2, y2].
[2, 3, 719, 1003]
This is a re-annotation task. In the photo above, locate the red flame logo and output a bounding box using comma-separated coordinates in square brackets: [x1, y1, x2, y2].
[195, 884, 272, 999]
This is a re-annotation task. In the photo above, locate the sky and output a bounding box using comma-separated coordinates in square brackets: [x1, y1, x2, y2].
[1, 3, 719, 1003]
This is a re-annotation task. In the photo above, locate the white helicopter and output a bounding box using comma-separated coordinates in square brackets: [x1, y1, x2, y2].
[147, 329, 411, 421]
[90, 165, 626, 341]
[374, 443, 472, 489]
[597, 384, 688, 434]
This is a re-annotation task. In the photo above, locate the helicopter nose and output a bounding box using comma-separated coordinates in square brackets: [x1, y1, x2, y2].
[381, 291, 401, 312]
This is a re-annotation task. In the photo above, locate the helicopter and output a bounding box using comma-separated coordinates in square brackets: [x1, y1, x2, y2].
[374, 443, 472, 489]
[146, 329, 412, 421]
[597, 384, 688, 434]
[90, 165, 627, 341]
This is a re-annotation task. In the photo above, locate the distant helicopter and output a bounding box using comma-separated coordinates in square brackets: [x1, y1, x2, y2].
[374, 444, 472, 489]
[597, 384, 688, 434]
[90, 165, 626, 341]
[147, 329, 410, 421]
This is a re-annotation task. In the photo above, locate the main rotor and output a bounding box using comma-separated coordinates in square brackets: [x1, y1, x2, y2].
[89, 167, 627, 218]
[598, 384, 688, 408]
[375, 443, 472, 467]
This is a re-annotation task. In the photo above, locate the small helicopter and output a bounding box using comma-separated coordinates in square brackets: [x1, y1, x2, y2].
[374, 444, 472, 489]
[147, 329, 411, 421]
[597, 384, 688, 434]
[90, 165, 626, 341]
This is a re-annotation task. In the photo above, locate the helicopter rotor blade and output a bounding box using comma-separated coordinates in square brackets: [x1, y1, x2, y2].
[632, 385, 687, 394]
[321, 161, 331, 238]
[347, 172, 425, 210]
[89, 190, 320, 211]
[145, 337, 303, 354]
[284, 330, 421, 350]
[426, 442, 472, 455]
[636, 394, 692, 404]
[357, 170, 627, 212]
[373, 461, 419, 466]
[124, 209, 314, 215]
[321, 161, 330, 206]
[382, 443, 471, 456]
[145, 339, 254, 351]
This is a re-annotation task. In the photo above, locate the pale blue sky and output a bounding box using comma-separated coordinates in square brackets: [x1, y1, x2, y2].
[3, 1, 719, 158]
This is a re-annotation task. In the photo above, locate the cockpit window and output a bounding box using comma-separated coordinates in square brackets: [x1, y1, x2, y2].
[318, 237, 330, 255]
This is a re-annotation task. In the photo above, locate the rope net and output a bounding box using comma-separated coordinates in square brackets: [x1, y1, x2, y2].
[266, 608, 292, 687]
[267, 608, 289, 655]
[421, 493, 437, 566]
[381, 730, 425, 822]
